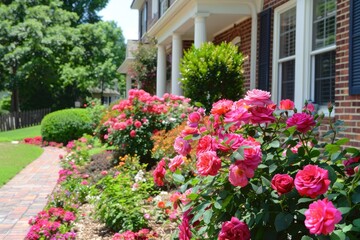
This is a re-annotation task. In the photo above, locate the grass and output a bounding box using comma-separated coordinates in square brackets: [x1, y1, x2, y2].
[0, 125, 41, 142]
[0, 142, 44, 187]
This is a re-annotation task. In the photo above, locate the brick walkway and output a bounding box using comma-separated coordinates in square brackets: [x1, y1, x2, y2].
[0, 147, 65, 240]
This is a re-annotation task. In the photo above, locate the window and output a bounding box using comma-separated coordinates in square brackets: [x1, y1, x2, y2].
[159, 0, 169, 17]
[272, 0, 336, 111]
[311, 0, 336, 105]
[152, 0, 158, 18]
[140, 3, 147, 37]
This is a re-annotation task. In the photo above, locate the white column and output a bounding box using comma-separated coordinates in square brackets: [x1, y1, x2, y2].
[248, 3, 258, 90]
[171, 33, 183, 96]
[194, 14, 208, 48]
[125, 75, 132, 98]
[156, 44, 166, 97]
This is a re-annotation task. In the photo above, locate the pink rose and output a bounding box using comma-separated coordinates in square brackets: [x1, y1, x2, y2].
[170, 192, 182, 209]
[279, 99, 295, 110]
[295, 165, 330, 198]
[343, 156, 360, 175]
[304, 198, 342, 235]
[130, 130, 136, 138]
[196, 135, 216, 155]
[218, 133, 244, 152]
[181, 126, 199, 138]
[210, 99, 233, 115]
[169, 155, 185, 172]
[152, 159, 166, 186]
[244, 89, 273, 107]
[224, 107, 251, 126]
[248, 106, 276, 124]
[180, 188, 193, 205]
[218, 217, 251, 240]
[228, 162, 254, 187]
[187, 112, 201, 127]
[113, 122, 127, 131]
[174, 137, 191, 156]
[196, 151, 221, 176]
[134, 120, 142, 128]
[271, 174, 294, 195]
[286, 113, 316, 133]
[101, 170, 108, 176]
[303, 103, 315, 113]
[179, 210, 192, 240]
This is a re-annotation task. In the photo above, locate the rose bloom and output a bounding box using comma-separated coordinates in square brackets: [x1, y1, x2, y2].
[180, 188, 193, 205]
[248, 106, 276, 124]
[187, 112, 201, 127]
[224, 107, 251, 126]
[217, 133, 244, 152]
[271, 174, 294, 195]
[304, 198, 342, 235]
[210, 99, 234, 115]
[152, 159, 166, 186]
[303, 103, 315, 112]
[174, 137, 191, 156]
[228, 162, 254, 187]
[179, 211, 192, 240]
[286, 113, 316, 133]
[169, 155, 185, 172]
[244, 89, 273, 107]
[279, 99, 295, 110]
[170, 192, 182, 209]
[196, 151, 221, 176]
[343, 156, 360, 175]
[196, 135, 216, 155]
[295, 165, 331, 198]
[218, 217, 251, 240]
[134, 120, 142, 128]
[181, 126, 199, 138]
[130, 130, 136, 138]
[242, 145, 262, 171]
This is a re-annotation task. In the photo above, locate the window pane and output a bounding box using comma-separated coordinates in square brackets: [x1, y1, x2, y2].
[279, 7, 296, 58]
[314, 51, 335, 105]
[313, 0, 336, 50]
[281, 60, 295, 101]
[160, 0, 168, 17]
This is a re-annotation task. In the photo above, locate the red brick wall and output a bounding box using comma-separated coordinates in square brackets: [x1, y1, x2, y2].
[334, 0, 360, 147]
[213, 19, 252, 91]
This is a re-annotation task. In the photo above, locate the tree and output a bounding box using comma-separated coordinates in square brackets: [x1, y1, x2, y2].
[59, 21, 126, 103]
[61, 0, 109, 24]
[128, 37, 158, 95]
[0, 0, 78, 112]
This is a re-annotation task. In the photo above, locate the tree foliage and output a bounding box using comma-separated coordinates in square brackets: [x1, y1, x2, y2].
[180, 42, 245, 111]
[61, 0, 110, 24]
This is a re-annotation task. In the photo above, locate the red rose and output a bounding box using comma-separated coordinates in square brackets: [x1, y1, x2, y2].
[286, 113, 315, 133]
[218, 217, 251, 240]
[271, 174, 294, 195]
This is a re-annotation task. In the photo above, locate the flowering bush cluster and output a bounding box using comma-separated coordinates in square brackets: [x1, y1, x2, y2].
[112, 228, 158, 240]
[23, 136, 63, 147]
[153, 89, 360, 239]
[98, 89, 192, 160]
[26, 207, 76, 240]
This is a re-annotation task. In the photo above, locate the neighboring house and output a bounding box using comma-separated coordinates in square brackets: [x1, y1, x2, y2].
[122, 0, 360, 147]
[89, 79, 121, 105]
[118, 40, 139, 98]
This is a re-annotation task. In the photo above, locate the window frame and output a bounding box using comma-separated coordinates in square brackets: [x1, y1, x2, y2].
[159, 0, 169, 18]
[140, 2, 148, 38]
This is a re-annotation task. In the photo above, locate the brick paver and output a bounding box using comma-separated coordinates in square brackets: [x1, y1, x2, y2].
[0, 147, 65, 240]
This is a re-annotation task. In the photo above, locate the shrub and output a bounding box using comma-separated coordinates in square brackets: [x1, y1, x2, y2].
[154, 90, 360, 239]
[84, 97, 106, 128]
[41, 109, 93, 144]
[180, 42, 245, 111]
[96, 89, 193, 164]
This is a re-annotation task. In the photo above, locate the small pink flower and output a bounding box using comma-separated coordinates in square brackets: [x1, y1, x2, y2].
[187, 112, 201, 127]
[228, 163, 254, 187]
[82, 174, 90, 179]
[304, 198, 342, 235]
[196, 135, 216, 155]
[279, 99, 295, 110]
[174, 137, 191, 156]
[271, 174, 294, 195]
[196, 151, 221, 176]
[211, 99, 233, 115]
[169, 155, 185, 172]
[134, 120, 142, 128]
[248, 106, 275, 124]
[286, 113, 316, 133]
[81, 180, 88, 185]
[180, 188, 193, 205]
[144, 213, 150, 220]
[179, 210, 192, 240]
[113, 122, 127, 130]
[244, 89, 273, 107]
[170, 192, 182, 209]
[101, 170, 108, 176]
[218, 217, 251, 240]
[153, 159, 166, 186]
[218, 133, 244, 152]
[343, 156, 360, 175]
[295, 165, 330, 198]
[303, 103, 315, 112]
[130, 130, 136, 138]
[58, 154, 63, 159]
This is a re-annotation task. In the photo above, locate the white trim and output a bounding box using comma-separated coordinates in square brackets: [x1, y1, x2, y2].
[272, 0, 296, 104]
[310, 44, 336, 56]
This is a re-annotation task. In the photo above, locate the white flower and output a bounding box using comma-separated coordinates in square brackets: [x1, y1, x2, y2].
[134, 170, 146, 183]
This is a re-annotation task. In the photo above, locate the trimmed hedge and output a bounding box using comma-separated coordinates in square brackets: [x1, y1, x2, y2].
[41, 109, 92, 144]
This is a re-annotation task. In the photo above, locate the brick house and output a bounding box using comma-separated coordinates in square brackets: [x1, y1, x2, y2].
[122, 0, 360, 146]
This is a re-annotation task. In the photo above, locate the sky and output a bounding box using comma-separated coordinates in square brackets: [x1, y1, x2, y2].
[99, 0, 139, 41]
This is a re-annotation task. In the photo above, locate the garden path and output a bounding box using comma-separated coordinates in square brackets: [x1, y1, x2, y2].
[0, 146, 65, 240]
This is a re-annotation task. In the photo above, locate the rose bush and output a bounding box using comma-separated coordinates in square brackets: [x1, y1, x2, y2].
[153, 89, 360, 239]
[97, 89, 192, 163]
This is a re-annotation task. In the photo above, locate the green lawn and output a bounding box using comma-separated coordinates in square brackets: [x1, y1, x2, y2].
[0, 142, 44, 186]
[0, 125, 41, 142]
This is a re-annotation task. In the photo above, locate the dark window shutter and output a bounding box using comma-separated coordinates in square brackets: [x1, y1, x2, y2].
[350, 0, 360, 94]
[258, 8, 272, 91]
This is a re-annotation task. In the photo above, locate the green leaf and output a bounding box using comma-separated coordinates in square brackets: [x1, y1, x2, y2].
[269, 140, 280, 148]
[203, 209, 213, 224]
[338, 207, 351, 214]
[330, 230, 346, 240]
[352, 192, 360, 204]
[325, 144, 341, 154]
[274, 212, 293, 232]
[214, 200, 222, 210]
[261, 176, 271, 187]
[353, 218, 360, 227]
[269, 164, 278, 173]
[187, 193, 199, 201]
[298, 198, 313, 204]
[310, 149, 321, 158]
[301, 236, 314, 240]
[336, 138, 349, 146]
[172, 173, 185, 183]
